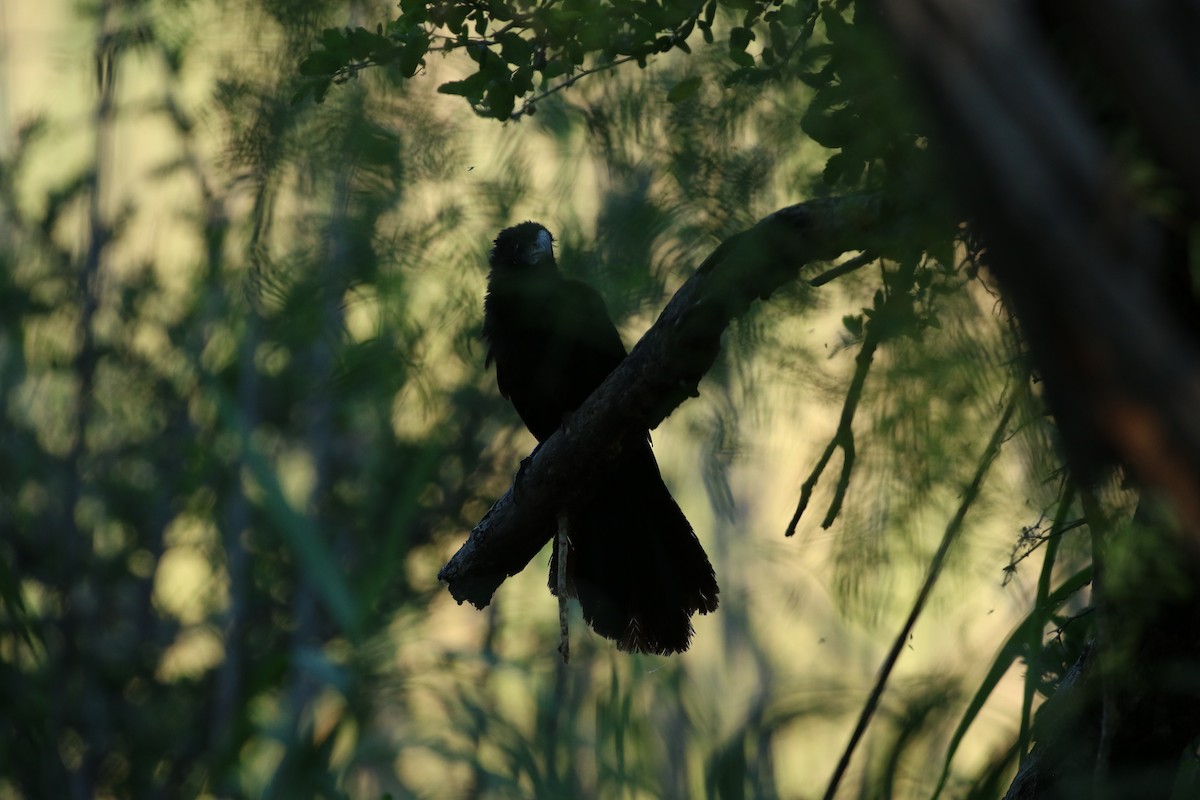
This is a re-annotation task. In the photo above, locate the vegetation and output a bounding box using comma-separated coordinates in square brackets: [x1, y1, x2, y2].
[1, 0, 1197, 797]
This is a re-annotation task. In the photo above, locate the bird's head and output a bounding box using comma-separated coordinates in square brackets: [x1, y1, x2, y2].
[490, 221, 556, 274]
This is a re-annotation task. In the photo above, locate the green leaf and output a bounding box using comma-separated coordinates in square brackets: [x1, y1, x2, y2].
[298, 50, 344, 77]
[729, 26, 755, 50]
[487, 80, 515, 119]
[319, 27, 348, 54]
[511, 64, 534, 95]
[489, 0, 515, 20]
[724, 66, 771, 86]
[823, 150, 864, 187]
[399, 0, 429, 20]
[398, 35, 429, 77]
[499, 32, 532, 65]
[438, 79, 472, 97]
[548, 8, 586, 23]
[667, 75, 702, 103]
[292, 75, 333, 104]
[801, 101, 853, 148]
[346, 27, 385, 60]
[729, 50, 755, 68]
[773, 2, 806, 26]
[930, 566, 1094, 800]
[439, 4, 470, 34]
[438, 71, 488, 101]
[821, 5, 851, 40]
[542, 57, 571, 79]
[769, 20, 788, 57]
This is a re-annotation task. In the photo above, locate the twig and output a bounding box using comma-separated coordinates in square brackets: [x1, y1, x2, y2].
[787, 257, 920, 534]
[821, 395, 1017, 800]
[556, 515, 570, 663]
[785, 326, 877, 535]
[508, 3, 705, 119]
[809, 251, 877, 287]
[510, 55, 640, 120]
[1079, 487, 1114, 799]
[1003, 517, 1084, 578]
[1046, 606, 1094, 642]
[1019, 482, 1076, 764]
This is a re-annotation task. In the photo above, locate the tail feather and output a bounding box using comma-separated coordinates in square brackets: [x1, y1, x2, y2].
[548, 442, 719, 654]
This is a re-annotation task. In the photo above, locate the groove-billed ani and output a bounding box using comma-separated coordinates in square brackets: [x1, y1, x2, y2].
[483, 221, 719, 654]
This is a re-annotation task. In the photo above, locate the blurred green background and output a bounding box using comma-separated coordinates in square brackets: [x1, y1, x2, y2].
[0, 1, 1093, 797]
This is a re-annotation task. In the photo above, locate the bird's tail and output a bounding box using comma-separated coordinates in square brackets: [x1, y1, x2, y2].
[549, 442, 719, 654]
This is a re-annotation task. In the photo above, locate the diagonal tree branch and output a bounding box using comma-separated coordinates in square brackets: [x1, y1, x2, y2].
[438, 193, 901, 608]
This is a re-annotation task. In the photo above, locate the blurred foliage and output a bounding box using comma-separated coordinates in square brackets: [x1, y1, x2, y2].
[0, 0, 1167, 798]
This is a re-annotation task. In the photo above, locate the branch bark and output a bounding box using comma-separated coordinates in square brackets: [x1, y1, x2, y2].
[438, 193, 894, 608]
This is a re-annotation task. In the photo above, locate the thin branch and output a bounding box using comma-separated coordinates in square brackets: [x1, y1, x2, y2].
[1004, 517, 1084, 580]
[1019, 483, 1077, 764]
[1046, 606, 1095, 642]
[820, 395, 1017, 800]
[786, 434, 839, 535]
[556, 515, 569, 663]
[787, 256, 919, 534]
[328, 47, 639, 118]
[509, 4, 704, 120]
[808, 251, 877, 287]
[785, 332, 876, 535]
[1078, 486, 1115, 799]
[510, 55, 640, 120]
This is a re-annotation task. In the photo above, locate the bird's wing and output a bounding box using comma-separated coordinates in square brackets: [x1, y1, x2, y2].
[557, 278, 628, 375]
[487, 277, 629, 441]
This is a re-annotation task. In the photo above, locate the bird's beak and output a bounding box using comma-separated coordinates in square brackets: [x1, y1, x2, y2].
[530, 229, 553, 264]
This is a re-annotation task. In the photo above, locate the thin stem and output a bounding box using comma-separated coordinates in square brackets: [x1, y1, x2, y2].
[1019, 482, 1076, 763]
[1079, 486, 1114, 799]
[821, 395, 1017, 800]
[809, 251, 876, 287]
[511, 55, 640, 120]
[556, 515, 570, 663]
[785, 332, 877, 535]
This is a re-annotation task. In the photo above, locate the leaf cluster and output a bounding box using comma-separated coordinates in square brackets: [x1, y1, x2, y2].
[298, 0, 837, 119]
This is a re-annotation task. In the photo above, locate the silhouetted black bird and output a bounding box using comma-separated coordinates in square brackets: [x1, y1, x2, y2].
[483, 221, 719, 654]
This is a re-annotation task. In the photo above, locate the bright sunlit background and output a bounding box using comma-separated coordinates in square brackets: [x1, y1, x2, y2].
[0, 1, 1090, 797]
